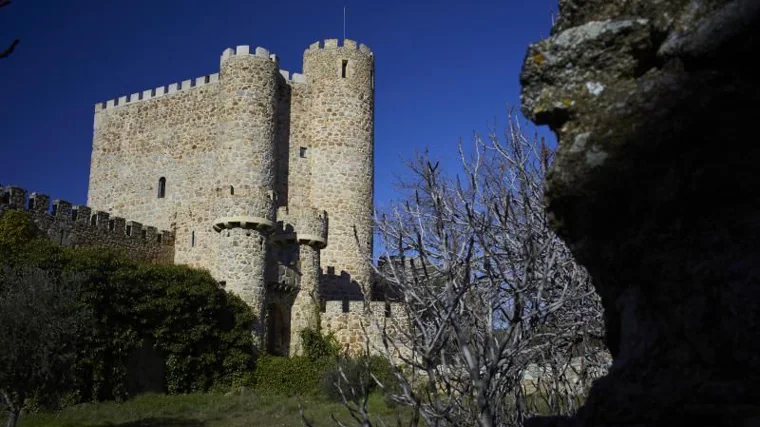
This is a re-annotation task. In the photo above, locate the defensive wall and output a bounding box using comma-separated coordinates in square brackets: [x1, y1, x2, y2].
[0, 185, 174, 263]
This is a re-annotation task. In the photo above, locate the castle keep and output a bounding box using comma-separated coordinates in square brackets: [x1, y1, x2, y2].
[0, 38, 395, 356]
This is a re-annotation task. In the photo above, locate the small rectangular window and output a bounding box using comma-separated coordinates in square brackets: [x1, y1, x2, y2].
[385, 301, 392, 318]
[191, 231, 196, 247]
[299, 147, 307, 158]
[341, 60, 348, 78]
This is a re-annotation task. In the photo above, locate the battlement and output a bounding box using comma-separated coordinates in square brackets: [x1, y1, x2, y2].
[278, 69, 307, 85]
[0, 185, 175, 263]
[220, 45, 280, 64]
[323, 299, 403, 317]
[306, 38, 372, 55]
[95, 71, 220, 113]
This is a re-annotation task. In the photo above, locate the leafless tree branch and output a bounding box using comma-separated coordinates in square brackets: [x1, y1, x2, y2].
[327, 108, 609, 427]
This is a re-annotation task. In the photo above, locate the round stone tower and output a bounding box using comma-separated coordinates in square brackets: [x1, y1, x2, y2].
[303, 39, 375, 295]
[213, 45, 279, 349]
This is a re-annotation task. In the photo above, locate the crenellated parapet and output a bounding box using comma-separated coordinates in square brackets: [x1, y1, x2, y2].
[323, 299, 403, 317]
[95, 72, 220, 113]
[306, 38, 372, 55]
[220, 45, 279, 64]
[0, 186, 174, 263]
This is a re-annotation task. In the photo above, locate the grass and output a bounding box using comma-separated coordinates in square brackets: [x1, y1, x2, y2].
[5, 392, 405, 427]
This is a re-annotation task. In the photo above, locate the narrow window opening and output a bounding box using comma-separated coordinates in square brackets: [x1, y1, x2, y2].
[126, 225, 132, 236]
[157, 177, 166, 199]
[299, 147, 307, 158]
[230, 186, 234, 195]
[191, 231, 196, 247]
[385, 301, 392, 318]
[342, 297, 349, 313]
[341, 60, 348, 78]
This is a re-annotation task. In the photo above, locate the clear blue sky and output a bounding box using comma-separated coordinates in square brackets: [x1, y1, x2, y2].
[0, 0, 556, 211]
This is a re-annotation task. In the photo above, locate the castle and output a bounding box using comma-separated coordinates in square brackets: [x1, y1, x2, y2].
[1, 39, 400, 356]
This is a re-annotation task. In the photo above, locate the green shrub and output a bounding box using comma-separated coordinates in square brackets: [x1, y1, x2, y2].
[300, 327, 340, 362]
[253, 355, 329, 396]
[65, 248, 256, 400]
[320, 356, 400, 402]
[0, 210, 256, 404]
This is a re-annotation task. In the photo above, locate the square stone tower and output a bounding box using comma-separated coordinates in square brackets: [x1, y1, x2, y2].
[87, 39, 375, 355]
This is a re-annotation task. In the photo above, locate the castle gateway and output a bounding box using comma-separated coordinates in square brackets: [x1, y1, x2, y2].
[86, 39, 391, 356]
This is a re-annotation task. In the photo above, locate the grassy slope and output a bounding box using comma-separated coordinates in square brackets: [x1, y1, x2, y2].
[8, 392, 403, 427]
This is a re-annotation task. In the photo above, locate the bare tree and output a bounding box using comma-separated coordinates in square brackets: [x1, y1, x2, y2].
[0, 266, 84, 427]
[312, 110, 609, 427]
[0, 0, 19, 59]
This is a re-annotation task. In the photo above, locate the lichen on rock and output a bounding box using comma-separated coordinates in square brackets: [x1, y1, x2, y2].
[520, 0, 760, 425]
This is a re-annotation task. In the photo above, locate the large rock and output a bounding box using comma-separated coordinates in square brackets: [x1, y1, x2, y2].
[520, 0, 760, 425]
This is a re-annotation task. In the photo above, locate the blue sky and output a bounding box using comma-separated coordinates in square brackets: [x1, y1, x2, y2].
[0, 0, 556, 211]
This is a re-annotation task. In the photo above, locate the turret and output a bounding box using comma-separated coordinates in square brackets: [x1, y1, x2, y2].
[289, 208, 329, 355]
[213, 45, 280, 351]
[303, 39, 375, 296]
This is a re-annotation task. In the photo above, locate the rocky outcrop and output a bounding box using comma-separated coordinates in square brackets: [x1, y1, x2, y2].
[520, 0, 760, 425]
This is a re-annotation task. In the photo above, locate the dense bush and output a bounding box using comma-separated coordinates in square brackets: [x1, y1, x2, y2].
[66, 249, 256, 400]
[253, 355, 330, 396]
[320, 356, 399, 402]
[0, 211, 256, 404]
[300, 327, 340, 362]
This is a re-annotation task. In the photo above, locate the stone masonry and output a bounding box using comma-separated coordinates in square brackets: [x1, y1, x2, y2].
[85, 39, 393, 356]
[0, 185, 174, 264]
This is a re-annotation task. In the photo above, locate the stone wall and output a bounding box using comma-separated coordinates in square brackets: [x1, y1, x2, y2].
[89, 68, 220, 271]
[320, 299, 405, 356]
[0, 185, 174, 263]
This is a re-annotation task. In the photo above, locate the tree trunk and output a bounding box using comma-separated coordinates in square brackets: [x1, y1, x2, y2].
[4, 408, 19, 427]
[1, 391, 19, 427]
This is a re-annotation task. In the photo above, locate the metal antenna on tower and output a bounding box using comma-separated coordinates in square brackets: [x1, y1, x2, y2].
[343, 6, 346, 40]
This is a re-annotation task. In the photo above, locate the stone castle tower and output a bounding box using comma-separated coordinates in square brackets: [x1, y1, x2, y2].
[86, 39, 380, 355]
